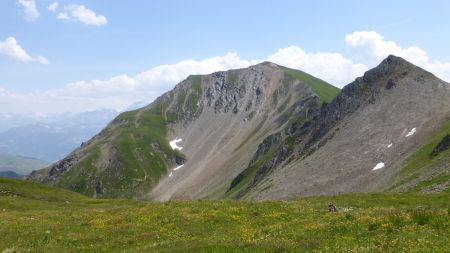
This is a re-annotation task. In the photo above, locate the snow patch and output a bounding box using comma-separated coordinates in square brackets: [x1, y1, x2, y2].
[372, 162, 385, 171]
[174, 164, 184, 171]
[169, 138, 183, 150]
[387, 143, 393, 148]
[168, 164, 184, 177]
[405, 128, 416, 137]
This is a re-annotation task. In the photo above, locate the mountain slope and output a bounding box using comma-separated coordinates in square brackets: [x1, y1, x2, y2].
[30, 62, 339, 199]
[248, 55, 450, 199]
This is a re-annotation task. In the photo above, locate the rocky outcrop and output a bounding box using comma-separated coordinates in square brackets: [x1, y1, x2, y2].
[431, 135, 450, 157]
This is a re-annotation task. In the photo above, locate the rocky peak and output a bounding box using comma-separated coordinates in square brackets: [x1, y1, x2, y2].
[303, 55, 428, 152]
[360, 55, 415, 85]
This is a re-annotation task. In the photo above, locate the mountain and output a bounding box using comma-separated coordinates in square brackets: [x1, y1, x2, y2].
[29, 56, 450, 200]
[245, 55, 450, 199]
[0, 113, 43, 132]
[0, 170, 22, 178]
[0, 109, 119, 161]
[29, 62, 339, 198]
[0, 153, 49, 176]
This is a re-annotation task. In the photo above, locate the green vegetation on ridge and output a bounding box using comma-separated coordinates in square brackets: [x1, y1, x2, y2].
[1, 178, 449, 252]
[55, 100, 183, 198]
[281, 66, 340, 103]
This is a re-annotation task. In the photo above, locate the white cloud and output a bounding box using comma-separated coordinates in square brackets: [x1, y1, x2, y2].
[56, 4, 107, 26]
[2, 31, 450, 115]
[17, 0, 39, 21]
[53, 52, 256, 100]
[0, 53, 255, 114]
[345, 31, 427, 65]
[0, 87, 7, 94]
[345, 31, 450, 81]
[0, 37, 49, 64]
[267, 46, 367, 87]
[47, 2, 59, 12]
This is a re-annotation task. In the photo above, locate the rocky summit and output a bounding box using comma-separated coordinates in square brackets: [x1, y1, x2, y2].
[29, 56, 450, 200]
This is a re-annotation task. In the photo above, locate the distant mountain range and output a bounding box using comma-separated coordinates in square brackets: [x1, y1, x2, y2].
[30, 56, 450, 200]
[0, 109, 119, 162]
[0, 153, 50, 177]
[0, 170, 23, 178]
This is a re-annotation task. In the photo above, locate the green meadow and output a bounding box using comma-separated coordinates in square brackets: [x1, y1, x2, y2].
[1, 178, 448, 252]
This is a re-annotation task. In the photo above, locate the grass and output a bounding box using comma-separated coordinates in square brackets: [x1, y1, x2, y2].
[412, 173, 450, 193]
[280, 66, 340, 103]
[190, 75, 202, 95]
[55, 100, 183, 198]
[177, 89, 187, 110]
[1, 178, 449, 252]
[187, 75, 203, 112]
[388, 119, 450, 191]
[226, 70, 239, 87]
[56, 145, 101, 195]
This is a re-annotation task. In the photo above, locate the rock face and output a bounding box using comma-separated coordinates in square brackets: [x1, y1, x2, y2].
[29, 55, 450, 199]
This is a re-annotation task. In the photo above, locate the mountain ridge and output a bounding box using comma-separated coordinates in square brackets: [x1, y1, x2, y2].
[29, 56, 450, 200]
[247, 55, 450, 199]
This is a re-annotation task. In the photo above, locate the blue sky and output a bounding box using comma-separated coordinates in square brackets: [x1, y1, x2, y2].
[1, 0, 450, 114]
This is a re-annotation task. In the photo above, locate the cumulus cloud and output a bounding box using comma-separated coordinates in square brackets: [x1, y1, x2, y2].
[0, 53, 255, 114]
[51, 52, 256, 100]
[0, 87, 128, 114]
[346, 31, 427, 65]
[0, 87, 7, 94]
[47, 2, 59, 12]
[345, 31, 450, 81]
[2, 31, 450, 115]
[56, 4, 107, 26]
[267, 46, 367, 87]
[0, 37, 49, 64]
[17, 0, 39, 21]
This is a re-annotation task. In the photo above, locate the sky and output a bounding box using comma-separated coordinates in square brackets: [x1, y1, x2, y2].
[1, 0, 450, 114]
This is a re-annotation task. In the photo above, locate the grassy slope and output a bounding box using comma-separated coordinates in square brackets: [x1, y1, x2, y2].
[388, 119, 450, 192]
[280, 66, 340, 103]
[55, 97, 184, 198]
[0, 153, 49, 175]
[1, 178, 449, 252]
